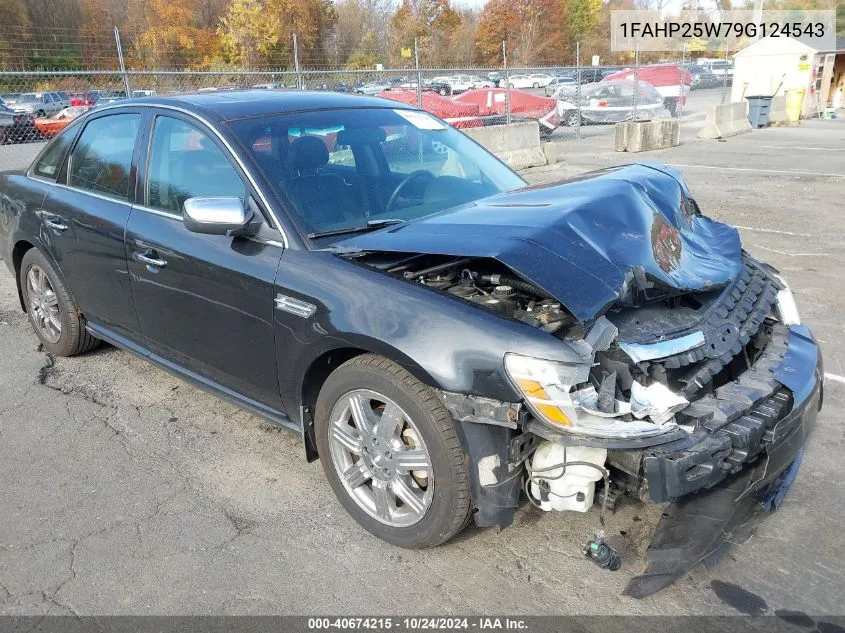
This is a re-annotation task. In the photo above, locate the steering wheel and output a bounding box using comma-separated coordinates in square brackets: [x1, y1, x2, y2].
[385, 170, 434, 213]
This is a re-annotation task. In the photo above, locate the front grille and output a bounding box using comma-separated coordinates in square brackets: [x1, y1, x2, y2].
[640, 323, 801, 501]
[649, 256, 780, 399]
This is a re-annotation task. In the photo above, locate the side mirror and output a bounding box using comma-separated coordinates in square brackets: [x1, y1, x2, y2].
[183, 197, 253, 236]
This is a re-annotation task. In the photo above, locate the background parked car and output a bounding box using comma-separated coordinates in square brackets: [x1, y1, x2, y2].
[446, 75, 494, 94]
[696, 58, 734, 85]
[356, 81, 392, 95]
[505, 74, 535, 89]
[555, 79, 670, 126]
[426, 78, 453, 95]
[689, 65, 719, 89]
[602, 64, 691, 117]
[506, 73, 553, 89]
[545, 75, 577, 97]
[0, 103, 38, 144]
[577, 67, 616, 84]
[34, 105, 91, 138]
[6, 92, 64, 117]
[92, 90, 127, 107]
[453, 88, 559, 137]
[54, 92, 71, 108]
[70, 90, 101, 106]
[131, 89, 157, 98]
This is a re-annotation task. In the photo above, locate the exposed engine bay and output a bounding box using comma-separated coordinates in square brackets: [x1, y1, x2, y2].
[346, 246, 818, 597]
[351, 250, 781, 437]
[353, 251, 576, 333]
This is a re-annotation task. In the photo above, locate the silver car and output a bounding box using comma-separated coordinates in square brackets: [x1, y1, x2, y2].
[7, 92, 64, 117]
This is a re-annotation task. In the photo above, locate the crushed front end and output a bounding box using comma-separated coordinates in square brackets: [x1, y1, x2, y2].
[337, 163, 823, 594]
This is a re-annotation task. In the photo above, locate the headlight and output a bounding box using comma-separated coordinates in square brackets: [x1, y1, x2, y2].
[774, 274, 800, 325]
[504, 353, 672, 439]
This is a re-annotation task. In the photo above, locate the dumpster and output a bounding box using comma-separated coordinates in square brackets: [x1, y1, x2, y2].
[745, 95, 773, 128]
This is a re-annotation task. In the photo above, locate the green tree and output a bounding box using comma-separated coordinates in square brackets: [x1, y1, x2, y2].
[562, 0, 602, 44]
[218, 0, 281, 68]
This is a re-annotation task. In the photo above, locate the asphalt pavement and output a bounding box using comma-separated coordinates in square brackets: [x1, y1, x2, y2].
[1, 116, 844, 617]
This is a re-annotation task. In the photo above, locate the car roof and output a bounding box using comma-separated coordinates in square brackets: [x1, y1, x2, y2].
[98, 89, 417, 121]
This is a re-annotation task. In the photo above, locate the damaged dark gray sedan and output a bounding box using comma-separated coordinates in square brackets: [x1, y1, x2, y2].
[0, 92, 823, 596]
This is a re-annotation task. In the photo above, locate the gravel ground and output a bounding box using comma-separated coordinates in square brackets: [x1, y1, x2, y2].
[0, 118, 843, 617]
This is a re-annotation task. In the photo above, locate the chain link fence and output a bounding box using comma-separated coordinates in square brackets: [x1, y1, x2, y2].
[1, 27, 733, 173]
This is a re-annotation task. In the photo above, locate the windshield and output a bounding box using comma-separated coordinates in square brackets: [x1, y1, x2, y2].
[228, 107, 525, 240]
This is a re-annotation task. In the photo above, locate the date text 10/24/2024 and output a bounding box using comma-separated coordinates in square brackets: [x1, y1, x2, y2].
[308, 618, 528, 630]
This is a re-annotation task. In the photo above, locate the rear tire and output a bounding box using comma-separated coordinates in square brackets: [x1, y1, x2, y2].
[20, 249, 99, 357]
[315, 354, 472, 548]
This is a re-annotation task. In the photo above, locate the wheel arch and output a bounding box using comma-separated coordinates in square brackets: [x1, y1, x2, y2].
[295, 340, 442, 463]
[12, 239, 35, 311]
[12, 239, 76, 313]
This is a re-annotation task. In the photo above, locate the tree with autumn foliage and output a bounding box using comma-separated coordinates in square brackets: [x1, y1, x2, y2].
[473, 0, 566, 66]
[218, 0, 281, 69]
[388, 0, 462, 67]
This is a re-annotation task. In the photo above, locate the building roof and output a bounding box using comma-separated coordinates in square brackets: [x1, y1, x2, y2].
[734, 36, 819, 58]
[821, 37, 845, 53]
[119, 90, 415, 122]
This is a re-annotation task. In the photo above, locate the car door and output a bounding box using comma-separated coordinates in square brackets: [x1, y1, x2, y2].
[37, 110, 144, 343]
[125, 111, 285, 411]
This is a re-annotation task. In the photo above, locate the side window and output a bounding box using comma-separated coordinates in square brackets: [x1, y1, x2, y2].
[147, 116, 245, 214]
[68, 113, 139, 200]
[32, 130, 75, 180]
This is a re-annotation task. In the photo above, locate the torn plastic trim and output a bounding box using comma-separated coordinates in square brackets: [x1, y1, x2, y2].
[619, 330, 705, 363]
[440, 391, 522, 429]
[625, 374, 820, 598]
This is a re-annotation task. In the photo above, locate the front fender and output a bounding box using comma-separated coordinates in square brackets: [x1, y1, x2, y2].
[273, 249, 585, 419]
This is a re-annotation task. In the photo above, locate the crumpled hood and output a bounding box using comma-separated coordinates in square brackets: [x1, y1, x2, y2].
[338, 163, 742, 322]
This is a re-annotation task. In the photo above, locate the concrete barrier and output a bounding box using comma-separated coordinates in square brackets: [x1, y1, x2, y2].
[463, 121, 546, 170]
[698, 102, 752, 140]
[768, 96, 791, 126]
[614, 119, 680, 152]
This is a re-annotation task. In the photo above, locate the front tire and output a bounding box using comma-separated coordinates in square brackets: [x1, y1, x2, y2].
[20, 249, 99, 357]
[315, 354, 472, 548]
[564, 110, 582, 127]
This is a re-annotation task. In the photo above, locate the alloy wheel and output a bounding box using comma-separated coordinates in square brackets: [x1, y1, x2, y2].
[328, 389, 434, 527]
[26, 265, 62, 344]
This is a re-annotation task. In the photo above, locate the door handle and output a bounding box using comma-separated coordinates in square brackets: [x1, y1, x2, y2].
[133, 250, 167, 268]
[44, 218, 67, 231]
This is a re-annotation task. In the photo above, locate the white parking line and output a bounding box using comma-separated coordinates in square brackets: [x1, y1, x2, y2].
[667, 164, 844, 178]
[753, 244, 830, 257]
[760, 146, 845, 152]
[735, 225, 813, 238]
[825, 373, 845, 385]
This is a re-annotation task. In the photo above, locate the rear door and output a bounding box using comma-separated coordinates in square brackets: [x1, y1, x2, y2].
[125, 110, 285, 411]
[37, 110, 144, 342]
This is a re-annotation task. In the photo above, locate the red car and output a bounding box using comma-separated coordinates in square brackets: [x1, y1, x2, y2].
[602, 64, 692, 117]
[377, 90, 484, 129]
[453, 88, 559, 136]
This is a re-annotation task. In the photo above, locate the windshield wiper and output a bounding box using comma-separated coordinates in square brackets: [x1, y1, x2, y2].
[307, 219, 405, 240]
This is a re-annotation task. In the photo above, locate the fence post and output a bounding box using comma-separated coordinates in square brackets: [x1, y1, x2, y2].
[575, 41, 582, 139]
[679, 44, 687, 118]
[502, 41, 511, 125]
[293, 33, 302, 90]
[632, 42, 640, 121]
[114, 27, 131, 96]
[720, 42, 729, 104]
[414, 37, 422, 109]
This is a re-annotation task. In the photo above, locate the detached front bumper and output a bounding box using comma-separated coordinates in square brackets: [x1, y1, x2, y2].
[638, 324, 822, 503]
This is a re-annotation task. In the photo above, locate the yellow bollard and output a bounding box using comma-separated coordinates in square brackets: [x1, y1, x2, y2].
[785, 89, 805, 122]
